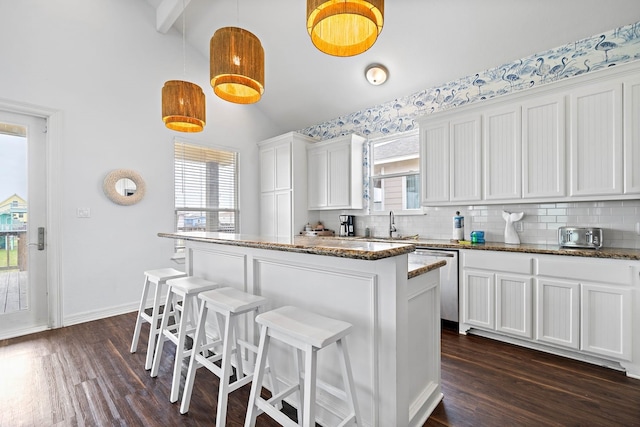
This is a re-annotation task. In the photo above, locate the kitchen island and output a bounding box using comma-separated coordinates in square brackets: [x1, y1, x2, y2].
[158, 231, 445, 427]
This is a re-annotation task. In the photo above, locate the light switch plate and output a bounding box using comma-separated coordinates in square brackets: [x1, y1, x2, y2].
[77, 208, 91, 218]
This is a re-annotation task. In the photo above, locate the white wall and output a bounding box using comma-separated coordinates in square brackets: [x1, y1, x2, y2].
[0, 0, 280, 324]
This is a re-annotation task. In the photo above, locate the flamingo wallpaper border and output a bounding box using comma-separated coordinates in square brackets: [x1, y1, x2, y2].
[299, 20, 640, 141]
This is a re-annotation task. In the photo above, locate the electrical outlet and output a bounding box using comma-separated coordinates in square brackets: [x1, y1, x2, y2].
[77, 208, 91, 218]
[515, 221, 524, 232]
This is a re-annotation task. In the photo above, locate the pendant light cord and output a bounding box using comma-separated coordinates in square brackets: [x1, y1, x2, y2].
[182, 0, 186, 76]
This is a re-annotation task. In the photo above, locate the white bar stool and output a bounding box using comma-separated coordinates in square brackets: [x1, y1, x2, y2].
[180, 287, 276, 427]
[130, 268, 187, 370]
[245, 306, 361, 427]
[150, 276, 219, 403]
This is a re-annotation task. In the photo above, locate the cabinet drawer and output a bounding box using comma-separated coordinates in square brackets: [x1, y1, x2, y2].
[537, 256, 631, 285]
[463, 251, 532, 274]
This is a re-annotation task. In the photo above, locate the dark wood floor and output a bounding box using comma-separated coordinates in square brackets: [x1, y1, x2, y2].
[1, 312, 639, 426]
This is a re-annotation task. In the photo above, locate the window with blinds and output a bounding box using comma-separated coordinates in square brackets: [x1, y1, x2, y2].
[174, 141, 239, 249]
[370, 130, 421, 213]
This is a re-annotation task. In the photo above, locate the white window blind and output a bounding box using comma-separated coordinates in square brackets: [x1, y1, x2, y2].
[174, 141, 239, 243]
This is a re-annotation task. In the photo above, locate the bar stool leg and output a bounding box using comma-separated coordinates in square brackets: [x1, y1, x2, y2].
[244, 326, 271, 427]
[145, 280, 164, 370]
[169, 295, 192, 403]
[216, 311, 235, 427]
[179, 301, 209, 415]
[295, 348, 305, 423]
[150, 290, 175, 378]
[302, 345, 318, 427]
[130, 276, 151, 353]
[338, 338, 361, 425]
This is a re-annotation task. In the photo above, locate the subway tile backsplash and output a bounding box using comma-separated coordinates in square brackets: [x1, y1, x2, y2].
[317, 200, 640, 249]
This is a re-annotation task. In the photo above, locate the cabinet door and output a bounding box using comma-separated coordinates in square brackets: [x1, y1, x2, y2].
[307, 148, 328, 209]
[462, 270, 494, 330]
[522, 94, 566, 199]
[274, 143, 291, 191]
[581, 283, 632, 361]
[260, 192, 275, 236]
[569, 82, 623, 196]
[484, 106, 522, 200]
[450, 115, 482, 202]
[535, 278, 580, 349]
[496, 274, 532, 338]
[260, 147, 275, 193]
[421, 121, 450, 203]
[275, 190, 292, 239]
[624, 76, 640, 194]
[327, 144, 351, 207]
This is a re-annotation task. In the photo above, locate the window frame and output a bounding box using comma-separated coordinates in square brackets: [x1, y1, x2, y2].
[173, 138, 240, 251]
[369, 129, 423, 216]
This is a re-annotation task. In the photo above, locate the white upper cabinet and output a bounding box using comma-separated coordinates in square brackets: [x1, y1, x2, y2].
[420, 120, 450, 203]
[307, 134, 365, 210]
[450, 115, 482, 202]
[522, 94, 566, 199]
[419, 114, 480, 204]
[418, 62, 639, 206]
[483, 105, 522, 200]
[624, 76, 640, 194]
[569, 81, 623, 197]
[258, 132, 316, 238]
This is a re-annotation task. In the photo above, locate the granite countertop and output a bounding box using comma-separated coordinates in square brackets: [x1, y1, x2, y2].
[350, 237, 640, 261]
[408, 259, 447, 279]
[157, 231, 417, 261]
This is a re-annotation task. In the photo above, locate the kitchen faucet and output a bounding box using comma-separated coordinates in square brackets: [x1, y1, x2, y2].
[389, 211, 397, 238]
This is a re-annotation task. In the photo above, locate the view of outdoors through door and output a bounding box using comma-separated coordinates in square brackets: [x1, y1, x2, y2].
[0, 111, 48, 337]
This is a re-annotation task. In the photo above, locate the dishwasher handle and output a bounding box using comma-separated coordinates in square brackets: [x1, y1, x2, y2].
[414, 249, 456, 257]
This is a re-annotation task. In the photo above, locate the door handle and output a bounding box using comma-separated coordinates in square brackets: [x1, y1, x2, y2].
[38, 227, 45, 250]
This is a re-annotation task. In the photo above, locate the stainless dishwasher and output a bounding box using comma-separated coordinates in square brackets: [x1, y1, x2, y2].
[413, 248, 459, 324]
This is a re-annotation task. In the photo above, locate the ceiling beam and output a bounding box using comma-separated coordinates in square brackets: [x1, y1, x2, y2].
[155, 0, 191, 34]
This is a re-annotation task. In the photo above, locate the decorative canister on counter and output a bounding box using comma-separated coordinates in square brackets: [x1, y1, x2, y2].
[452, 211, 464, 241]
[470, 231, 485, 243]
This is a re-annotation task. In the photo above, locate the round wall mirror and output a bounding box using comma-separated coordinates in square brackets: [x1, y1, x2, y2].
[103, 169, 146, 205]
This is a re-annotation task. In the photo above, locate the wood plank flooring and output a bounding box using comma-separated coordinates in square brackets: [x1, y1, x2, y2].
[1, 313, 639, 426]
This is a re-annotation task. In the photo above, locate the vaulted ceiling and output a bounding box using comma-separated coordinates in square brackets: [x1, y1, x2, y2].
[145, 0, 640, 133]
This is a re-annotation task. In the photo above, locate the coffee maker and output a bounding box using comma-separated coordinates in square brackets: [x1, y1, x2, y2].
[339, 215, 355, 237]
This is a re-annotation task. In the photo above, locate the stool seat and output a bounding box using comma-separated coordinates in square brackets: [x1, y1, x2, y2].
[200, 287, 267, 313]
[130, 268, 187, 370]
[167, 276, 220, 294]
[145, 268, 187, 283]
[256, 306, 353, 349]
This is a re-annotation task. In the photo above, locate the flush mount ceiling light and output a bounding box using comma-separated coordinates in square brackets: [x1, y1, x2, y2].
[162, 80, 206, 132]
[365, 64, 388, 85]
[210, 27, 265, 104]
[161, 1, 205, 132]
[307, 0, 384, 57]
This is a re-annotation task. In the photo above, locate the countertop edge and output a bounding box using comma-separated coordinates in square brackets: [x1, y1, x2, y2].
[158, 232, 416, 260]
[408, 260, 446, 279]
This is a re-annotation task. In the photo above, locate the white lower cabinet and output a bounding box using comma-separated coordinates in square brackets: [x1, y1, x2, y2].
[535, 278, 580, 349]
[462, 251, 532, 338]
[581, 282, 632, 360]
[462, 250, 636, 372]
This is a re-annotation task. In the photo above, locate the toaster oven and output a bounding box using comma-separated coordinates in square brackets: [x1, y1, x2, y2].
[558, 227, 603, 249]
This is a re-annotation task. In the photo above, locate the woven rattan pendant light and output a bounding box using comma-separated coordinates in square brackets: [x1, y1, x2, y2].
[210, 27, 265, 104]
[161, 1, 206, 132]
[307, 0, 384, 57]
[162, 80, 206, 132]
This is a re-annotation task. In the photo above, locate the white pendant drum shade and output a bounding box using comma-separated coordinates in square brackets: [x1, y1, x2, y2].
[210, 27, 265, 104]
[307, 0, 384, 57]
[162, 80, 206, 132]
